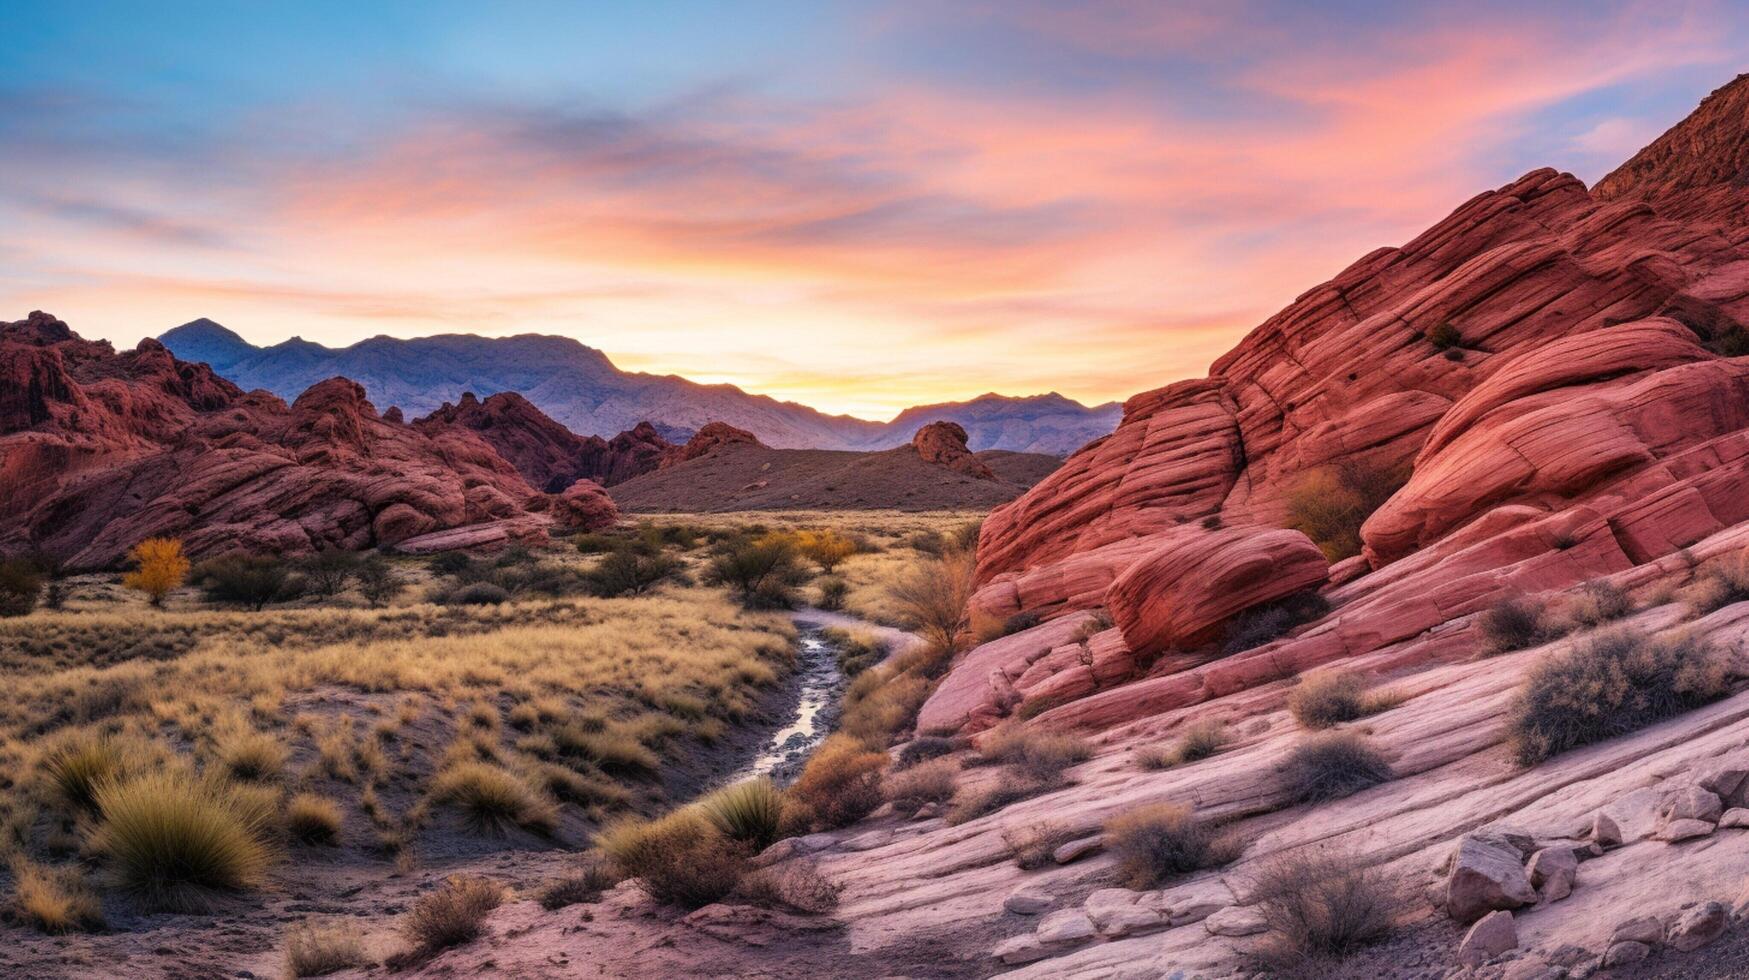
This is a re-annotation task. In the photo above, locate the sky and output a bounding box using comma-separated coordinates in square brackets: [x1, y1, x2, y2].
[3, 1, 1747, 419]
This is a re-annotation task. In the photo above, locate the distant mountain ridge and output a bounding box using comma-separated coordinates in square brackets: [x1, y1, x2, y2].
[158, 319, 1121, 454]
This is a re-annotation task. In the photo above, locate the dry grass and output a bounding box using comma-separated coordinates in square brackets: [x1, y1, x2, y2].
[536, 858, 619, 910]
[286, 919, 369, 976]
[428, 762, 558, 836]
[736, 862, 842, 913]
[8, 860, 104, 933]
[1002, 821, 1076, 870]
[1475, 593, 1559, 656]
[1283, 461, 1408, 562]
[697, 777, 785, 851]
[286, 792, 344, 845]
[976, 726, 1094, 780]
[90, 770, 277, 911]
[784, 734, 886, 832]
[1105, 803, 1241, 888]
[1137, 718, 1230, 770]
[883, 759, 959, 810]
[1248, 847, 1397, 968]
[1287, 673, 1402, 730]
[599, 810, 750, 908]
[1280, 733, 1393, 804]
[402, 875, 504, 954]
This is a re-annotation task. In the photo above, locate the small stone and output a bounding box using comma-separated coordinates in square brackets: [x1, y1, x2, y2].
[1052, 836, 1102, 865]
[1528, 846, 1578, 903]
[1611, 915, 1664, 945]
[1036, 909, 1098, 946]
[1446, 834, 1537, 922]
[1719, 807, 1749, 828]
[1700, 766, 1749, 802]
[1168, 899, 1226, 926]
[1662, 784, 1725, 823]
[1459, 910, 1518, 966]
[1670, 901, 1728, 951]
[912, 802, 943, 820]
[1098, 906, 1168, 938]
[841, 829, 891, 851]
[1602, 941, 1650, 968]
[1658, 817, 1715, 842]
[1004, 886, 1054, 915]
[993, 934, 1051, 965]
[1204, 905, 1267, 937]
[1591, 812, 1622, 848]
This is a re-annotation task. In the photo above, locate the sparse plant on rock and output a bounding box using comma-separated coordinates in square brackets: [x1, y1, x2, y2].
[1138, 718, 1229, 770]
[1288, 672, 1401, 730]
[784, 734, 885, 832]
[402, 875, 504, 954]
[1284, 461, 1408, 562]
[599, 810, 750, 907]
[1476, 593, 1559, 655]
[1250, 846, 1397, 967]
[699, 777, 785, 851]
[1105, 803, 1240, 888]
[1281, 732, 1393, 804]
[1003, 821, 1076, 869]
[286, 919, 368, 976]
[883, 759, 958, 810]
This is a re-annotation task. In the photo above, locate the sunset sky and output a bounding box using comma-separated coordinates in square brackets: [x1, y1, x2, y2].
[4, 2, 1747, 419]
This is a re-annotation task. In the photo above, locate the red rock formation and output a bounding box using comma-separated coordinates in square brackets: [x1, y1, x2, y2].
[662, 421, 761, 467]
[912, 421, 996, 479]
[587, 421, 675, 485]
[934, 83, 1749, 733]
[0, 315, 617, 568]
[415, 392, 679, 490]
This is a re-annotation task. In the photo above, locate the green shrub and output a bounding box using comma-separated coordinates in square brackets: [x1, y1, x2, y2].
[355, 557, 404, 607]
[895, 735, 962, 769]
[300, 550, 361, 597]
[586, 547, 679, 597]
[199, 556, 300, 610]
[707, 537, 809, 609]
[824, 627, 889, 677]
[443, 582, 511, 606]
[1222, 592, 1331, 655]
[42, 733, 127, 813]
[1287, 672, 1400, 730]
[1426, 322, 1463, 350]
[1002, 611, 1043, 636]
[1281, 733, 1393, 804]
[91, 770, 276, 911]
[1105, 803, 1240, 888]
[698, 778, 785, 851]
[0, 559, 44, 617]
[402, 876, 503, 953]
[1283, 461, 1408, 562]
[1508, 628, 1728, 765]
[599, 811, 749, 908]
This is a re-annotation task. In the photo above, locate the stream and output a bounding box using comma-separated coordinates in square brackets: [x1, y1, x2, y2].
[727, 620, 848, 786]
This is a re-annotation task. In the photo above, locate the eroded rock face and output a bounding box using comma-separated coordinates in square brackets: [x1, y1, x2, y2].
[0, 315, 616, 567]
[416, 393, 677, 490]
[663, 421, 761, 467]
[912, 421, 996, 479]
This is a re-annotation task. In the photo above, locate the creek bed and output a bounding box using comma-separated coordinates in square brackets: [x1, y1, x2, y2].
[726, 620, 847, 785]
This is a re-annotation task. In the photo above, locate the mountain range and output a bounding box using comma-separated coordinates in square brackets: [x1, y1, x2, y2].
[157, 320, 1120, 454]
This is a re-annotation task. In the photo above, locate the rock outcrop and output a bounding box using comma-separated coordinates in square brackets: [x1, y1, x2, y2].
[661, 421, 762, 467]
[414, 391, 675, 490]
[0, 314, 617, 568]
[912, 421, 996, 479]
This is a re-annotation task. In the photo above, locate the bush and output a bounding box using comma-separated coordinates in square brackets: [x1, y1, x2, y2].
[1137, 719, 1229, 770]
[1288, 672, 1399, 730]
[1283, 461, 1408, 562]
[1105, 803, 1240, 888]
[0, 559, 43, 617]
[1476, 593, 1558, 655]
[735, 862, 843, 913]
[784, 734, 884, 832]
[1002, 611, 1043, 636]
[1508, 628, 1729, 765]
[1426, 321, 1463, 350]
[1002, 821, 1076, 870]
[824, 627, 889, 678]
[976, 727, 1093, 781]
[1222, 592, 1331, 655]
[886, 552, 975, 652]
[707, 537, 808, 609]
[1566, 581, 1633, 629]
[42, 733, 128, 813]
[838, 670, 931, 747]
[355, 557, 404, 607]
[1687, 553, 1749, 614]
[91, 770, 276, 911]
[200, 556, 299, 610]
[599, 810, 749, 908]
[286, 793, 343, 845]
[586, 547, 679, 597]
[536, 859, 618, 910]
[698, 778, 785, 851]
[428, 763, 557, 836]
[883, 759, 958, 810]
[430, 551, 475, 576]
[402, 876, 504, 953]
[796, 530, 858, 572]
[946, 775, 1054, 825]
[286, 920, 368, 976]
[8, 861, 103, 933]
[895, 735, 962, 769]
[443, 582, 511, 606]
[123, 537, 190, 607]
[301, 550, 361, 597]
[815, 576, 849, 611]
[218, 729, 287, 782]
[1281, 733, 1393, 804]
[1250, 847, 1396, 967]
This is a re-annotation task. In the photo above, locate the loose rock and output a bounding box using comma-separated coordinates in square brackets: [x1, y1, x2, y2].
[1447, 834, 1537, 921]
[1459, 910, 1518, 965]
[1670, 901, 1729, 951]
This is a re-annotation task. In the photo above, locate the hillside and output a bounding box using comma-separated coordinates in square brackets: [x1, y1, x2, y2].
[158, 321, 1119, 453]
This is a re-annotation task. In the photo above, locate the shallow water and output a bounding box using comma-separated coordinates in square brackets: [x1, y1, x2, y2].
[729, 622, 845, 785]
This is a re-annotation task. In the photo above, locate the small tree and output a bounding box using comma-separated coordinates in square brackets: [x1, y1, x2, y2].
[122, 538, 189, 608]
[355, 558, 404, 608]
[707, 536, 808, 609]
[0, 559, 44, 617]
[797, 531, 857, 573]
[301, 550, 360, 597]
[200, 556, 296, 611]
[887, 551, 975, 652]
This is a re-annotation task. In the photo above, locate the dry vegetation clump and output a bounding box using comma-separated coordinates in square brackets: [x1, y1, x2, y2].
[1002, 821, 1077, 870]
[975, 726, 1094, 780]
[1222, 592, 1332, 655]
[1507, 627, 1729, 765]
[735, 862, 843, 913]
[1281, 733, 1393, 804]
[7, 860, 104, 933]
[285, 919, 369, 977]
[536, 858, 619, 910]
[1105, 803, 1241, 888]
[1287, 673, 1401, 730]
[584, 547, 680, 597]
[697, 777, 785, 851]
[216, 727, 288, 782]
[1248, 847, 1398, 968]
[401, 875, 504, 955]
[1564, 580, 1633, 630]
[1283, 461, 1408, 562]
[885, 551, 976, 652]
[706, 534, 811, 609]
[90, 769, 277, 911]
[882, 759, 959, 810]
[599, 810, 751, 908]
[894, 734, 962, 769]
[122, 537, 189, 607]
[286, 792, 344, 845]
[1137, 719, 1229, 770]
[1476, 593, 1560, 655]
[946, 774, 1056, 826]
[0, 558, 44, 617]
[822, 626, 889, 677]
[196, 555, 304, 610]
[838, 669, 932, 746]
[1686, 553, 1749, 615]
[428, 762, 558, 836]
[784, 734, 886, 832]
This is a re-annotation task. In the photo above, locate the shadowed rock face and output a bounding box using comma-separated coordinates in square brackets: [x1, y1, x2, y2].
[912, 420, 996, 479]
[414, 391, 676, 491]
[0, 313, 617, 568]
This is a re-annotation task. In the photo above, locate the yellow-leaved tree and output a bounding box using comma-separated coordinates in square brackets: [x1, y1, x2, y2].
[796, 530, 858, 573]
[122, 537, 189, 608]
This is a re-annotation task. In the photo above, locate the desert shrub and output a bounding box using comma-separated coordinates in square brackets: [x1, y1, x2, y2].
[784, 734, 885, 832]
[301, 550, 361, 597]
[907, 531, 946, 555]
[1284, 461, 1408, 562]
[895, 735, 962, 769]
[42, 733, 129, 813]
[286, 920, 368, 976]
[1426, 321, 1463, 350]
[886, 552, 975, 651]
[586, 547, 679, 597]
[815, 576, 849, 610]
[429, 551, 475, 576]
[123, 537, 190, 607]
[355, 557, 404, 607]
[1002, 611, 1042, 636]
[8, 861, 104, 933]
[537, 859, 618, 910]
[200, 556, 300, 610]
[552, 725, 659, 775]
[443, 582, 511, 606]
[402, 876, 504, 954]
[698, 778, 785, 851]
[1281, 733, 1393, 804]
[883, 759, 958, 810]
[599, 810, 749, 908]
[1003, 821, 1076, 870]
[1200, 515, 1224, 531]
[286, 793, 343, 845]
[218, 729, 287, 782]
[976, 726, 1093, 780]
[43, 580, 66, 610]
[1687, 553, 1749, 614]
[1106, 803, 1240, 888]
[573, 533, 619, 555]
[824, 627, 889, 677]
[796, 530, 858, 572]
[0, 559, 44, 617]
[1288, 672, 1399, 730]
[946, 775, 1054, 825]
[1138, 719, 1229, 770]
[1476, 593, 1558, 655]
[1566, 580, 1633, 629]
[736, 862, 843, 913]
[838, 670, 931, 747]
[429, 763, 557, 836]
[707, 537, 808, 609]
[91, 770, 276, 911]
[1508, 628, 1729, 765]
[1068, 609, 1116, 644]
[1222, 592, 1331, 654]
[1249, 847, 1397, 967]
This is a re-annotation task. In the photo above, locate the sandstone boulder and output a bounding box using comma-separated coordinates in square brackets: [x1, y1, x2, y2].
[912, 421, 995, 479]
[1459, 910, 1517, 965]
[1447, 834, 1537, 922]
